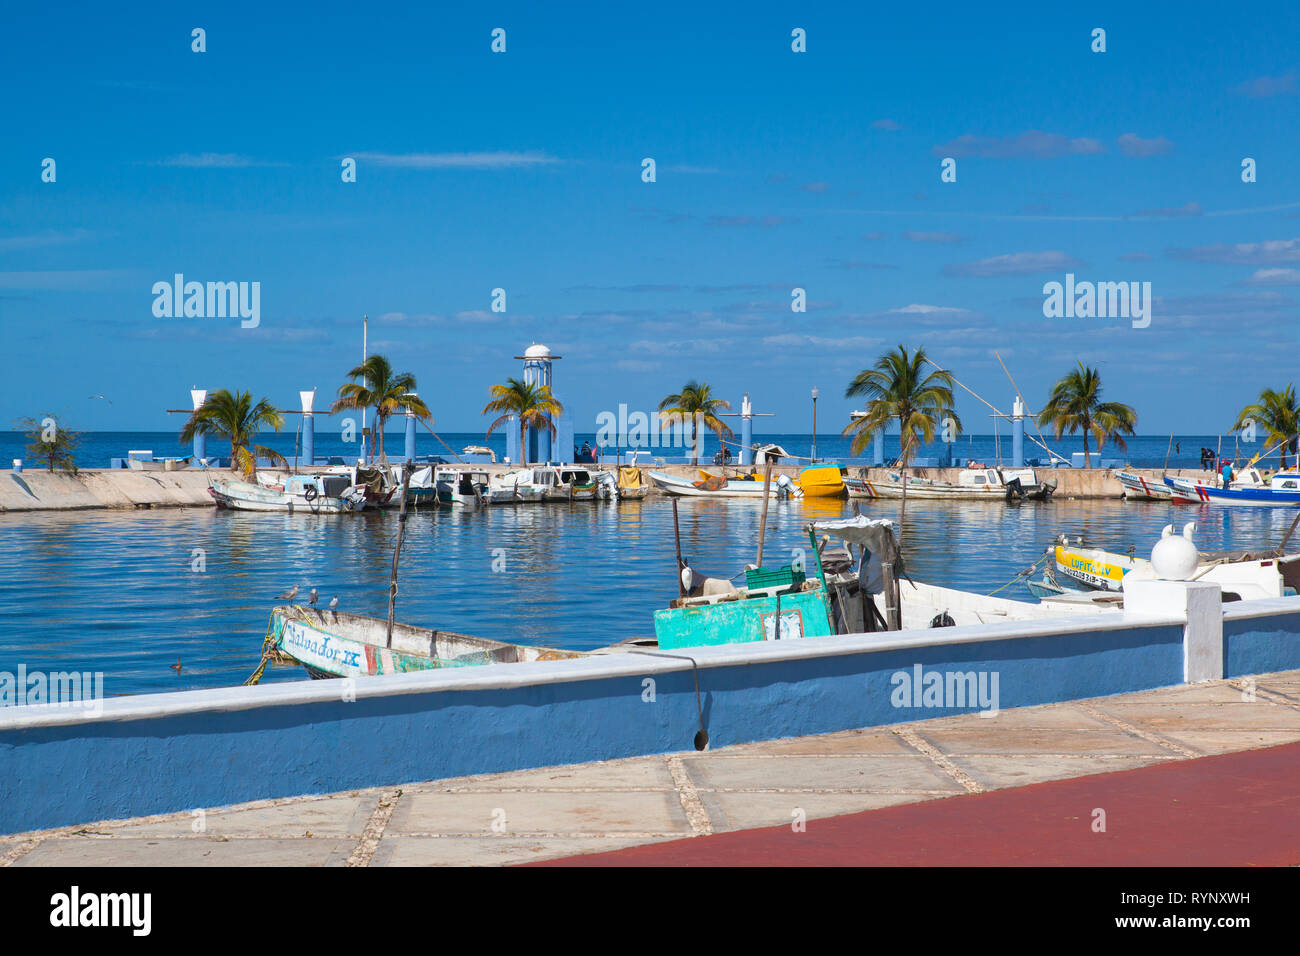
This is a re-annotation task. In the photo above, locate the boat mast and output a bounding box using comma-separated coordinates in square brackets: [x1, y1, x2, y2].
[362, 316, 368, 461]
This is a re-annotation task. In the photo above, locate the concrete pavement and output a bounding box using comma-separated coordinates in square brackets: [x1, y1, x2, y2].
[4, 669, 1299, 866]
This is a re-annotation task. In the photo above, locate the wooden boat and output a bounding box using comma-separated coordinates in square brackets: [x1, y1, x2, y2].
[266, 605, 583, 678]
[208, 474, 369, 513]
[795, 463, 847, 498]
[865, 467, 1055, 501]
[648, 470, 799, 498]
[1115, 471, 1173, 501]
[616, 465, 649, 500]
[845, 476, 880, 499]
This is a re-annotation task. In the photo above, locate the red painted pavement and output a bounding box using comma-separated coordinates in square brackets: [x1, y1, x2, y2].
[528, 741, 1300, 866]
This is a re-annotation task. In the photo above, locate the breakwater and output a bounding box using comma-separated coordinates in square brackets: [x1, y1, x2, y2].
[0, 464, 1222, 513]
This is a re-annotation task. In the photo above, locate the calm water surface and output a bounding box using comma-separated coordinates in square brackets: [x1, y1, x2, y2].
[2, 497, 1296, 697]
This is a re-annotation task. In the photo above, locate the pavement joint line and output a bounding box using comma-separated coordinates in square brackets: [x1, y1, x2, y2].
[0, 837, 44, 867]
[1228, 678, 1300, 711]
[892, 727, 985, 793]
[1076, 702, 1201, 758]
[666, 755, 714, 836]
[345, 788, 403, 867]
[389, 831, 685, 840]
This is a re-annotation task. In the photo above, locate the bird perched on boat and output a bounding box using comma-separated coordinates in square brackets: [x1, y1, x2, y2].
[275, 585, 299, 602]
[308, 588, 319, 607]
[328, 596, 339, 614]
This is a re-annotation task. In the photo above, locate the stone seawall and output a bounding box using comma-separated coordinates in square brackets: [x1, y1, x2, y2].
[0, 464, 1219, 513]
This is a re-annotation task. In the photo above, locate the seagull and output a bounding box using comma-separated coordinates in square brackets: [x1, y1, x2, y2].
[170, 658, 182, 674]
[328, 596, 339, 611]
[275, 585, 299, 602]
[308, 588, 319, 607]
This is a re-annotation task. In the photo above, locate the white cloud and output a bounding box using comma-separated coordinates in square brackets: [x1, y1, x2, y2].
[350, 151, 562, 169]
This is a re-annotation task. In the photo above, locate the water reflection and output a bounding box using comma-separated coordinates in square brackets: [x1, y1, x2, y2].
[0, 495, 1295, 696]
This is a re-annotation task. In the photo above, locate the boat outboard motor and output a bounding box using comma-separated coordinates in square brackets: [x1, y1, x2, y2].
[1005, 476, 1025, 501]
[775, 474, 801, 498]
[597, 471, 619, 500]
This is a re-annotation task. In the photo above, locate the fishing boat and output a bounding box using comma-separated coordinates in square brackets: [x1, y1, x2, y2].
[654, 516, 1113, 650]
[596, 466, 650, 500]
[648, 470, 800, 499]
[795, 463, 847, 498]
[1035, 530, 1300, 601]
[1164, 468, 1283, 505]
[435, 466, 490, 507]
[265, 605, 583, 679]
[845, 475, 880, 499]
[126, 450, 191, 472]
[208, 474, 369, 513]
[1114, 470, 1173, 501]
[486, 468, 544, 504]
[865, 467, 1055, 501]
[536, 466, 599, 501]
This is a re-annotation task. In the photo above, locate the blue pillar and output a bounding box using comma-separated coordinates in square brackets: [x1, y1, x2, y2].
[872, 430, 884, 466]
[302, 414, 314, 467]
[505, 415, 520, 465]
[537, 422, 552, 463]
[190, 389, 207, 463]
[299, 390, 316, 469]
[404, 407, 417, 463]
[1012, 396, 1025, 467]
[739, 393, 753, 465]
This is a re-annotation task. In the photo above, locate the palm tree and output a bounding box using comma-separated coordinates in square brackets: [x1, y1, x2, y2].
[1233, 384, 1300, 468]
[842, 345, 960, 537]
[1037, 363, 1137, 469]
[483, 377, 565, 465]
[180, 389, 287, 479]
[330, 354, 430, 462]
[657, 381, 733, 466]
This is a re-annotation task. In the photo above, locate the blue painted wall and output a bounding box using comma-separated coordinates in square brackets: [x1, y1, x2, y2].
[1223, 612, 1300, 677]
[0, 620, 1188, 835]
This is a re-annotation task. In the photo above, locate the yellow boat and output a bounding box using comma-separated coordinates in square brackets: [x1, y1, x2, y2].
[795, 463, 847, 498]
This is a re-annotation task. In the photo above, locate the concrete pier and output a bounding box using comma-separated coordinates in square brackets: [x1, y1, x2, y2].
[0, 464, 1230, 513]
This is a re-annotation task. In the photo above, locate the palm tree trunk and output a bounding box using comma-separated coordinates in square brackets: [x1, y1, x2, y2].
[376, 413, 386, 461]
[519, 419, 528, 466]
[1083, 422, 1091, 469]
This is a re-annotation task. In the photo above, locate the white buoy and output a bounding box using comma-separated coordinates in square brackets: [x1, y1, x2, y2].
[1151, 522, 1199, 580]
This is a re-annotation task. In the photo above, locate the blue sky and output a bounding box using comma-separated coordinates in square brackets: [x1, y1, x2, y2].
[3, 1, 1299, 438]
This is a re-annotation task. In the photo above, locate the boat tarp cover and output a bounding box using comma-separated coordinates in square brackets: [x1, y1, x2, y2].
[811, 516, 897, 595]
[618, 466, 645, 489]
[354, 467, 387, 493]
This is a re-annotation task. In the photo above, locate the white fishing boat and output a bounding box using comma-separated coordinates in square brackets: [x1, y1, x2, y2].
[126, 450, 191, 472]
[208, 474, 369, 513]
[648, 470, 800, 498]
[486, 468, 545, 504]
[1164, 468, 1280, 505]
[536, 466, 599, 501]
[435, 467, 490, 507]
[866, 467, 1055, 501]
[1115, 470, 1173, 501]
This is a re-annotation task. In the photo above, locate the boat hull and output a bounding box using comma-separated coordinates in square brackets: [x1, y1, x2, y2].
[648, 471, 788, 498]
[209, 479, 367, 513]
[1115, 471, 1173, 501]
[268, 606, 582, 678]
[1165, 476, 1300, 507]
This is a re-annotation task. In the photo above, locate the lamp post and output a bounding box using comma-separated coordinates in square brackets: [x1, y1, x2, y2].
[811, 386, 819, 462]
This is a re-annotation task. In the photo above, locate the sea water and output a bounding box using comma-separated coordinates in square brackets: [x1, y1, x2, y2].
[0, 496, 1293, 698]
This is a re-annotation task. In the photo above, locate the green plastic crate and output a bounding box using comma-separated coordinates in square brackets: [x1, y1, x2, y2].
[745, 565, 806, 592]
